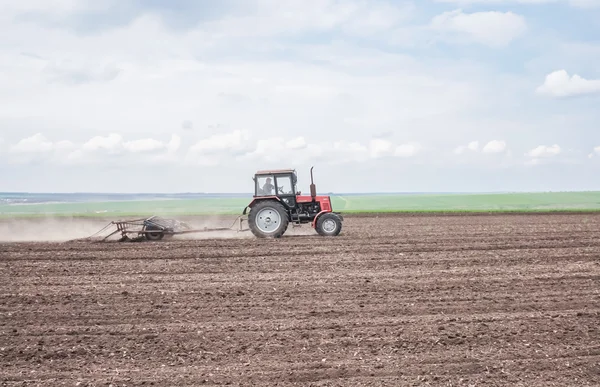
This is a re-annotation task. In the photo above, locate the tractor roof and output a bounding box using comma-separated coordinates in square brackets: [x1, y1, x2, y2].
[255, 168, 296, 175]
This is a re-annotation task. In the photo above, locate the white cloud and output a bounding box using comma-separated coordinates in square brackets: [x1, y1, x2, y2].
[331, 141, 369, 163]
[238, 135, 422, 165]
[454, 140, 480, 154]
[43, 60, 121, 85]
[1, 130, 331, 167]
[189, 130, 250, 153]
[122, 138, 167, 153]
[524, 145, 585, 167]
[434, 0, 600, 7]
[330, 139, 422, 162]
[0, 0, 94, 21]
[201, 0, 416, 39]
[166, 135, 181, 154]
[9, 133, 55, 153]
[0, 1, 109, 13]
[536, 70, 600, 98]
[184, 130, 252, 166]
[429, 9, 527, 47]
[9, 133, 76, 155]
[369, 138, 395, 158]
[482, 140, 507, 153]
[82, 134, 123, 153]
[244, 136, 305, 163]
[6, 133, 76, 164]
[395, 143, 422, 157]
[0, 1, 497, 164]
[0, 1, 598, 192]
[571, 0, 600, 7]
[286, 137, 307, 150]
[525, 144, 561, 157]
[467, 140, 479, 151]
[3, 132, 184, 166]
[144, 135, 182, 165]
[185, 132, 315, 166]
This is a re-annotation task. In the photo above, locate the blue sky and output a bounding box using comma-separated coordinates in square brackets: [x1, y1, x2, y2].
[0, 0, 599, 193]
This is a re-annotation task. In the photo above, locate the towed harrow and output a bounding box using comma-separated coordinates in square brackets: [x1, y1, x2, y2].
[71, 215, 249, 243]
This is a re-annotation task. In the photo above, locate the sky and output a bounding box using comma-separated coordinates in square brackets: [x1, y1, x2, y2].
[0, 0, 600, 193]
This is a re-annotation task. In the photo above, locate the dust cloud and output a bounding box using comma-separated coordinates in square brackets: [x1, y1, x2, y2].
[0, 215, 244, 242]
[0, 217, 113, 242]
[0, 215, 319, 242]
[173, 214, 253, 240]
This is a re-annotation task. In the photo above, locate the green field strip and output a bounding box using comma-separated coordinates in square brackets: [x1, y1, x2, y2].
[2, 192, 600, 218]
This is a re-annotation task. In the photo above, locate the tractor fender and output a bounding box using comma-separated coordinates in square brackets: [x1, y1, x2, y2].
[312, 210, 332, 228]
[243, 196, 281, 215]
[312, 211, 344, 228]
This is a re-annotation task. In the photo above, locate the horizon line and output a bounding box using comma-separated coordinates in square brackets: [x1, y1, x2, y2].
[3, 190, 600, 195]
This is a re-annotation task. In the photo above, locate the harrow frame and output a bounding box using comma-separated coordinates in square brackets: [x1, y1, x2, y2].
[73, 215, 249, 242]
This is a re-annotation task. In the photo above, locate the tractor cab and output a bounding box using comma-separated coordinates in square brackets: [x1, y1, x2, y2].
[253, 169, 299, 197]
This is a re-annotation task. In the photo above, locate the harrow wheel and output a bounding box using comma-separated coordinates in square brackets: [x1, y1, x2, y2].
[248, 200, 289, 238]
[145, 231, 164, 241]
[144, 225, 165, 241]
[315, 212, 342, 236]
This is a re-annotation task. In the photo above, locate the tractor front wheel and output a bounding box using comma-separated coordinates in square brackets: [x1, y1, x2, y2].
[248, 200, 289, 238]
[315, 212, 342, 236]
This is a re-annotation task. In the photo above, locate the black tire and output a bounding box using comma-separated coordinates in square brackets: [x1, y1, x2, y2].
[248, 200, 289, 238]
[315, 212, 342, 236]
[145, 231, 164, 241]
[144, 225, 164, 241]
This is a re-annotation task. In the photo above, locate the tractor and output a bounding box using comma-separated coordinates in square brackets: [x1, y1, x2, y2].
[242, 167, 343, 238]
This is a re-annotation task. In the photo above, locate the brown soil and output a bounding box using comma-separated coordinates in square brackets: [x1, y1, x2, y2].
[1, 213, 600, 386]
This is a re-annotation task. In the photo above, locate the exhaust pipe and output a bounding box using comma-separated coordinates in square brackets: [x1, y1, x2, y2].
[310, 166, 316, 200]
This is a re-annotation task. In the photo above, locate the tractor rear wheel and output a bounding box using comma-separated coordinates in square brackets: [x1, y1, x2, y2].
[315, 212, 342, 236]
[248, 200, 289, 238]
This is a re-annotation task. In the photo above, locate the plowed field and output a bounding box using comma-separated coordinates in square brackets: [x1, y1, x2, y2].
[1, 213, 600, 386]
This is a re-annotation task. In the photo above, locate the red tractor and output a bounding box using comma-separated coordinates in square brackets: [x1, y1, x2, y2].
[242, 167, 343, 238]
